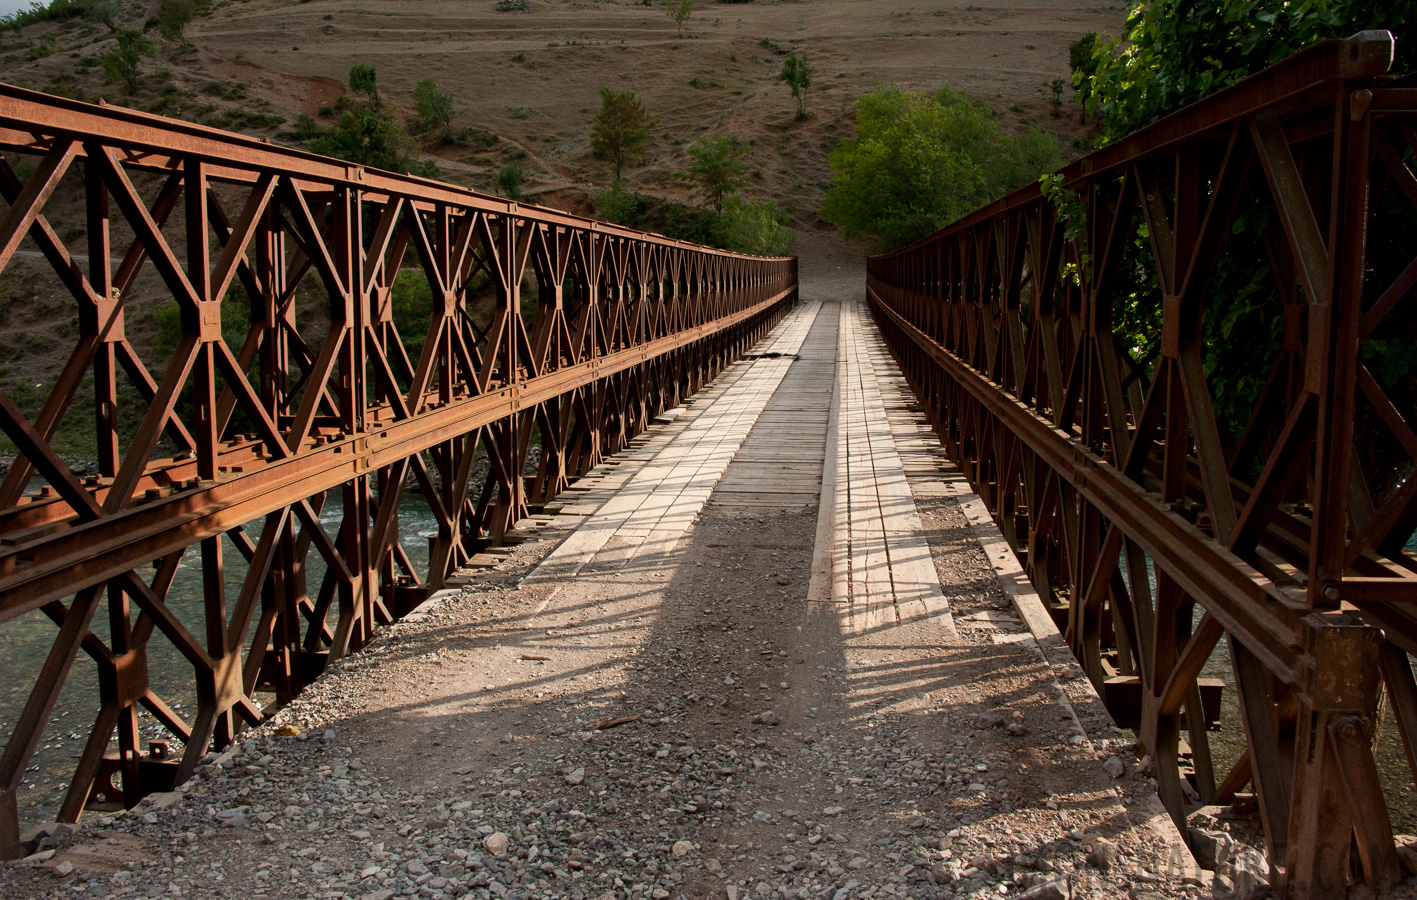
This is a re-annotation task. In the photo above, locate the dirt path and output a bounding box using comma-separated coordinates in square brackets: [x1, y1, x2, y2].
[1, 232, 1211, 900]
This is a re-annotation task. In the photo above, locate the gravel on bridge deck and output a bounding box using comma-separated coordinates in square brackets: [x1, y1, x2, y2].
[2, 267, 1209, 900]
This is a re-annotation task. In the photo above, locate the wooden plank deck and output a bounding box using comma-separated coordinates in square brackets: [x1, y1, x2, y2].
[521, 297, 956, 641]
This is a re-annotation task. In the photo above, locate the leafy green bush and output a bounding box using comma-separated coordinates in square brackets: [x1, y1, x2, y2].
[822, 83, 1061, 250]
[1074, 0, 1415, 141]
[497, 162, 526, 201]
[413, 77, 456, 141]
[450, 127, 497, 150]
[1064, 0, 1417, 459]
[85, 0, 117, 30]
[2, 0, 118, 31]
[285, 112, 320, 139]
[157, 0, 193, 44]
[679, 134, 749, 214]
[390, 268, 436, 360]
[665, 0, 691, 38]
[593, 180, 650, 226]
[100, 29, 155, 94]
[712, 196, 792, 257]
[309, 106, 438, 177]
[349, 63, 379, 107]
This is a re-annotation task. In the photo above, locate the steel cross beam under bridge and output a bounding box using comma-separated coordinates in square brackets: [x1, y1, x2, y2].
[868, 30, 1417, 900]
[0, 83, 796, 856]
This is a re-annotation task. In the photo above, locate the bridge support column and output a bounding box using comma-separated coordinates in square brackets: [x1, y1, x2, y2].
[1284, 614, 1397, 897]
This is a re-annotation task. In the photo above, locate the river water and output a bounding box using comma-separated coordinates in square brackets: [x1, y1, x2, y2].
[0, 483, 441, 829]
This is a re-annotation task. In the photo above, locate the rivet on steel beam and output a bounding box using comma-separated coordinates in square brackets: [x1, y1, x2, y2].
[1322, 583, 1341, 602]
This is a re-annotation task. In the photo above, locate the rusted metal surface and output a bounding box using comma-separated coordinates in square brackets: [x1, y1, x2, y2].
[868, 31, 1415, 899]
[0, 82, 796, 855]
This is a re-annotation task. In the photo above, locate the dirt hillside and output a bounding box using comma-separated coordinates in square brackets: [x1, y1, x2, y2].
[0, 0, 1117, 443]
[4, 0, 1116, 210]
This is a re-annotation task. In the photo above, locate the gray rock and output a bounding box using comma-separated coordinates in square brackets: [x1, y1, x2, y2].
[1086, 838, 1123, 873]
[1102, 756, 1125, 778]
[1189, 828, 1235, 870]
[1019, 878, 1070, 900]
[973, 711, 1005, 729]
[564, 767, 585, 786]
[752, 711, 780, 726]
[1213, 848, 1269, 900]
[146, 792, 184, 810]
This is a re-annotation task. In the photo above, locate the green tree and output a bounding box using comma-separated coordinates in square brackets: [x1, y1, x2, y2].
[86, 0, 118, 31]
[497, 162, 526, 201]
[593, 180, 648, 226]
[157, 0, 193, 44]
[590, 87, 658, 183]
[413, 77, 456, 141]
[1064, 0, 1417, 447]
[713, 196, 793, 257]
[680, 135, 750, 214]
[665, 0, 691, 37]
[309, 105, 437, 177]
[349, 63, 380, 108]
[100, 28, 154, 94]
[822, 83, 1061, 249]
[1047, 77, 1066, 119]
[1074, 0, 1415, 141]
[779, 51, 813, 119]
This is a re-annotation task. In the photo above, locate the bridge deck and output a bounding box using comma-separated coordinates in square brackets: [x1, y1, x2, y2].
[1, 299, 1196, 899]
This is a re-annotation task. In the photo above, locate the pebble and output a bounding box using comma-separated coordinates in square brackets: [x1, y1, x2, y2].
[1085, 836, 1122, 873]
[1019, 878, 1070, 900]
[1102, 755, 1126, 778]
[482, 831, 509, 857]
[0, 493, 1215, 900]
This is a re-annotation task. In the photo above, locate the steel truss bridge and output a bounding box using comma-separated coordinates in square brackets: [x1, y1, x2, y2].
[870, 31, 1417, 898]
[0, 28, 1414, 900]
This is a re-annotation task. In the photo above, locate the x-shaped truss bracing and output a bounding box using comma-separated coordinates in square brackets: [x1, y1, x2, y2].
[869, 31, 1417, 899]
[0, 83, 796, 853]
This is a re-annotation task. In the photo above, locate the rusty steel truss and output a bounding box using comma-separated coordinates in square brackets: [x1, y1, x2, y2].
[0, 83, 796, 855]
[869, 31, 1417, 899]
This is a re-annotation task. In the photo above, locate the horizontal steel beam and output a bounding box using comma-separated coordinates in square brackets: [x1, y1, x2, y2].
[869, 284, 1305, 679]
[0, 288, 790, 615]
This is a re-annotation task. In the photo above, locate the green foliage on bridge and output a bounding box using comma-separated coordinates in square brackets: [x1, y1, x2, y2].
[821, 85, 1062, 250]
[1073, 0, 1416, 141]
[1067, 1, 1417, 452]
